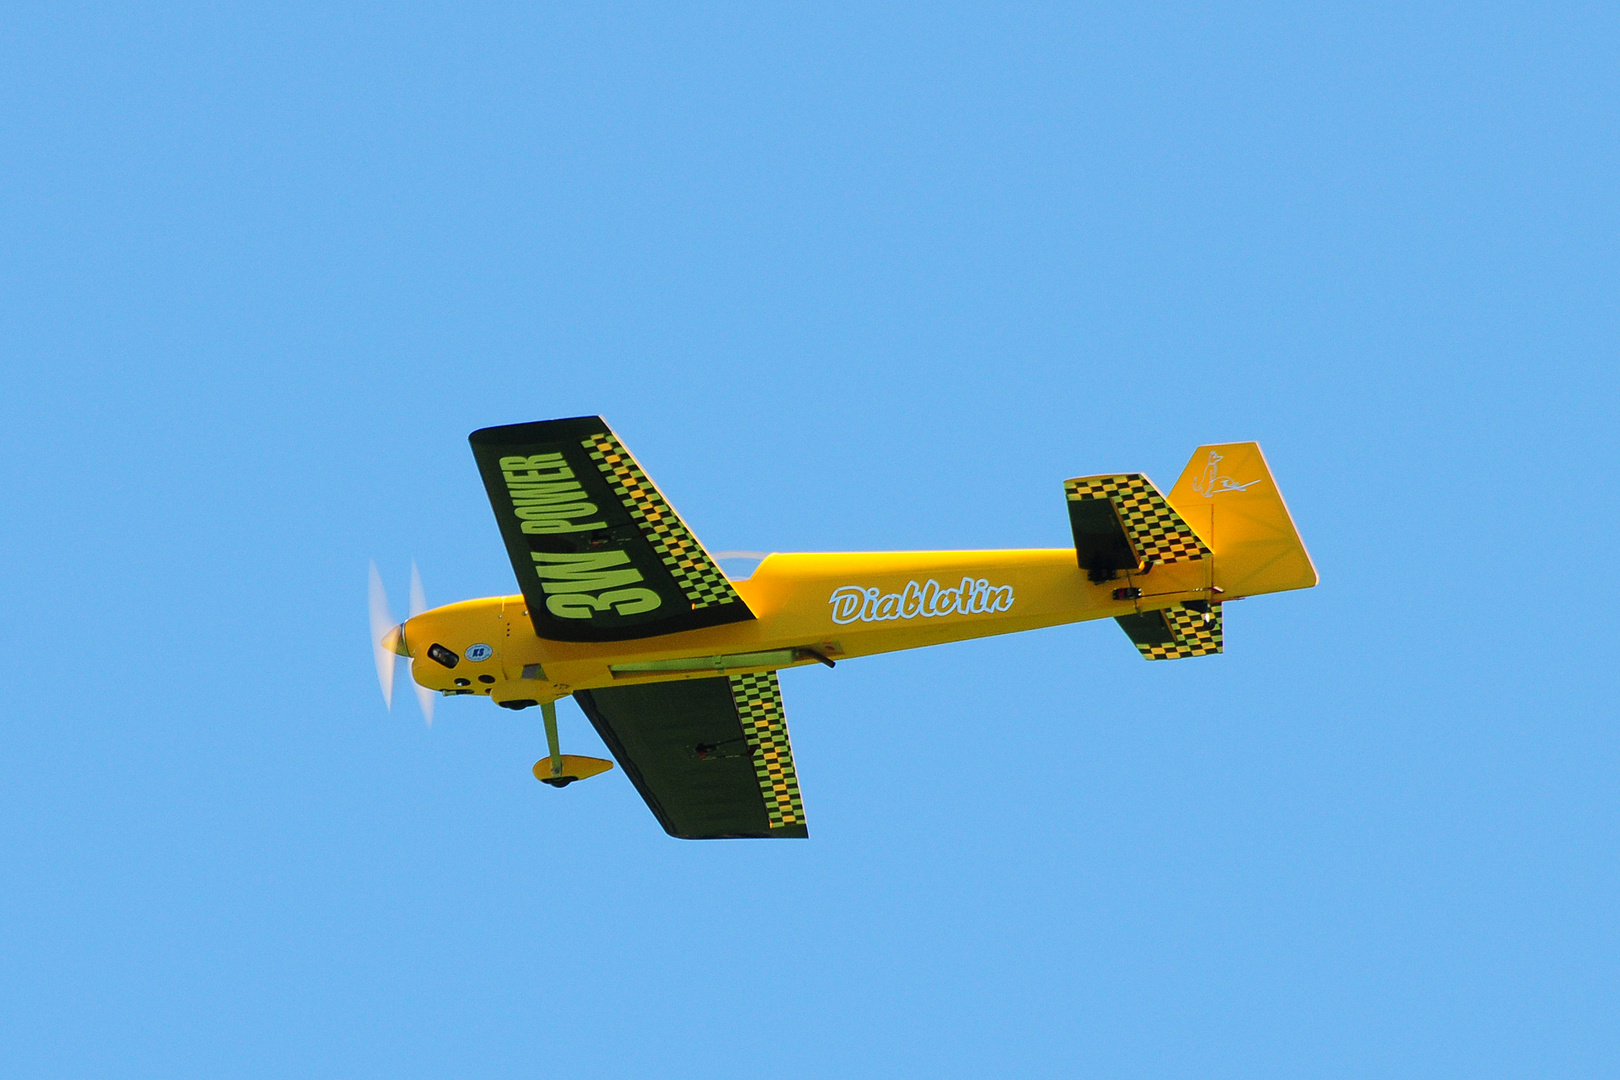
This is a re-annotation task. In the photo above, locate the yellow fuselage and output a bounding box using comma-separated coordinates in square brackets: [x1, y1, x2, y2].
[399, 549, 1217, 707]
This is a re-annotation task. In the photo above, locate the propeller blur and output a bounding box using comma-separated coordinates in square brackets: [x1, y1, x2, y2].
[368, 561, 435, 725]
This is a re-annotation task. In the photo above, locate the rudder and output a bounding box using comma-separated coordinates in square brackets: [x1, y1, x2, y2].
[1164, 443, 1317, 598]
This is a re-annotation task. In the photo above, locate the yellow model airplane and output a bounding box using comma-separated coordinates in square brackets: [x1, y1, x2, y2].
[369, 416, 1316, 840]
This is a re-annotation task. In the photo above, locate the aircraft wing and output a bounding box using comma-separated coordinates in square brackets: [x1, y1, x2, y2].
[469, 417, 755, 643]
[573, 671, 808, 839]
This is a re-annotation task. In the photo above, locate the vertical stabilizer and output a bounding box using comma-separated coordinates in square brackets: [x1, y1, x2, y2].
[1165, 443, 1317, 598]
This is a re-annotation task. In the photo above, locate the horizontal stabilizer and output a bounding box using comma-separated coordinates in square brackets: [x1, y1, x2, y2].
[1065, 473, 1212, 582]
[1116, 601, 1224, 660]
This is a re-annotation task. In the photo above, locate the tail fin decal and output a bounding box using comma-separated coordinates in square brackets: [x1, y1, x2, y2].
[1165, 444, 1317, 598]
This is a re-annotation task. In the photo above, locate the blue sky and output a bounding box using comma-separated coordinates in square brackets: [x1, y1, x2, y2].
[2, 4, 1616, 1076]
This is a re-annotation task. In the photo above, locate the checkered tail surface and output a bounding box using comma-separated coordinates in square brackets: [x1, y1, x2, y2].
[1138, 601, 1224, 660]
[1065, 473, 1212, 567]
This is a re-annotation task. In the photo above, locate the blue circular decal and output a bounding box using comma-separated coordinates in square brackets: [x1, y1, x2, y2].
[465, 643, 493, 663]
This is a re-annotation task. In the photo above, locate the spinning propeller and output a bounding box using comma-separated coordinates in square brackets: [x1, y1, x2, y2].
[368, 560, 436, 725]
[365, 558, 613, 787]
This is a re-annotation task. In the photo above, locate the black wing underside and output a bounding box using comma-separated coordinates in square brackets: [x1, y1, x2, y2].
[469, 416, 754, 643]
[574, 672, 808, 840]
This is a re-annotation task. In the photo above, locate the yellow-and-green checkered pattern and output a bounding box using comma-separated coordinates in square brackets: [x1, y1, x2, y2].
[583, 432, 744, 610]
[728, 671, 805, 830]
[1137, 601, 1224, 660]
[1065, 473, 1212, 567]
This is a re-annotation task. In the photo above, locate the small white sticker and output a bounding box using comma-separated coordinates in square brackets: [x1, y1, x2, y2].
[465, 643, 493, 662]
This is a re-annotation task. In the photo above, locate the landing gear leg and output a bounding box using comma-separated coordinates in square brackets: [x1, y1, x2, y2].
[541, 700, 566, 784]
[531, 699, 613, 788]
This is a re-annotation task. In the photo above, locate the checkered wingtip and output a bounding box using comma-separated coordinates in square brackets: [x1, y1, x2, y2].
[584, 432, 746, 610]
[728, 670, 806, 831]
